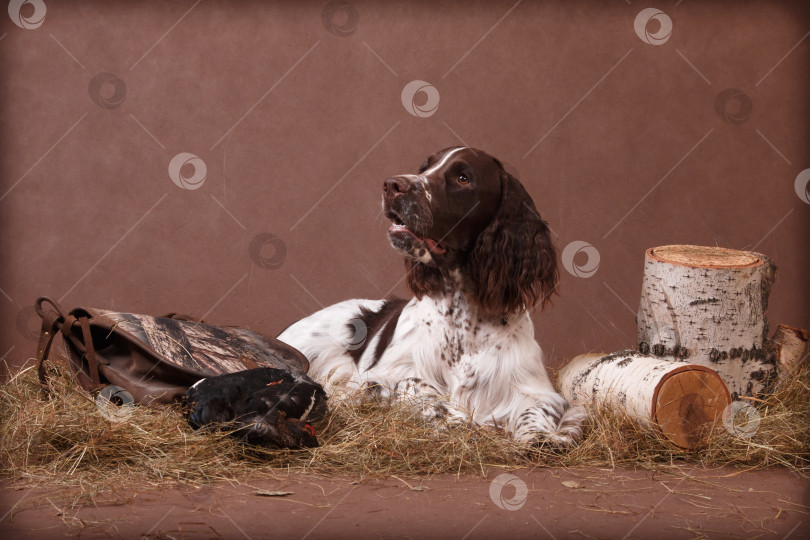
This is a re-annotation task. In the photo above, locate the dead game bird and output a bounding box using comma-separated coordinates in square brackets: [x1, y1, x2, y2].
[184, 367, 327, 449]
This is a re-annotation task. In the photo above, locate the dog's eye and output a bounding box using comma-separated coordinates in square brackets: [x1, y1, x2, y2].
[457, 174, 470, 185]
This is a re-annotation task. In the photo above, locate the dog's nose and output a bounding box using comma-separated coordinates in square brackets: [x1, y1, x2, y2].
[383, 176, 411, 197]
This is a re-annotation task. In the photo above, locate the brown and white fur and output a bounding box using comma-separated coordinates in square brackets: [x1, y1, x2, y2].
[278, 147, 584, 446]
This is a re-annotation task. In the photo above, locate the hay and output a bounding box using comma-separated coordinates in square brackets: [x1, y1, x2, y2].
[1, 360, 807, 499]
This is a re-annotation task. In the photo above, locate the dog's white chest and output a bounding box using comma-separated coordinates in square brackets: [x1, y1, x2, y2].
[407, 295, 505, 392]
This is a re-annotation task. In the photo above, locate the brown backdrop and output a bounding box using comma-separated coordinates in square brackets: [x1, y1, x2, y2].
[2, 0, 808, 373]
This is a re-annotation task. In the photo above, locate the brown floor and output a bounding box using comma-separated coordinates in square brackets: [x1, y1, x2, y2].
[1, 466, 808, 539]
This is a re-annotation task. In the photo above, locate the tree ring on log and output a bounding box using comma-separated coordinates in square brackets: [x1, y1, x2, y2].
[652, 364, 731, 449]
[648, 245, 763, 269]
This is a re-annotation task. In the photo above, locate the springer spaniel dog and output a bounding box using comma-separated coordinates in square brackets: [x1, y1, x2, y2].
[278, 147, 584, 446]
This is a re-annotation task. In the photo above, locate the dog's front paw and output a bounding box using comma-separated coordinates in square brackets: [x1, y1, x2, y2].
[514, 403, 587, 451]
[393, 377, 449, 420]
[361, 380, 392, 401]
[517, 429, 579, 452]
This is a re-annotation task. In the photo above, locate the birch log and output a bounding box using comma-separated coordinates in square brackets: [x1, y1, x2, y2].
[770, 324, 810, 382]
[636, 245, 778, 399]
[558, 351, 730, 449]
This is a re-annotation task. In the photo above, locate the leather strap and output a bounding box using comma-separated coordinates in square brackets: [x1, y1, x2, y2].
[34, 297, 103, 394]
[79, 316, 101, 387]
[35, 297, 66, 320]
[60, 315, 76, 339]
[35, 311, 60, 394]
[35, 297, 67, 394]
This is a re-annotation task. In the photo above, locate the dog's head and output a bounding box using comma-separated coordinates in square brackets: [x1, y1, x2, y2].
[383, 147, 558, 317]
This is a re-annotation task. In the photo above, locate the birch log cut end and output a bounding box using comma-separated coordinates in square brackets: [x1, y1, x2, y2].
[559, 351, 731, 449]
[637, 245, 778, 399]
[647, 245, 764, 269]
[653, 365, 730, 449]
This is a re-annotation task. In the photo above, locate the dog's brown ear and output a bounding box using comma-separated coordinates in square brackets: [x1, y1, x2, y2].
[467, 171, 559, 317]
